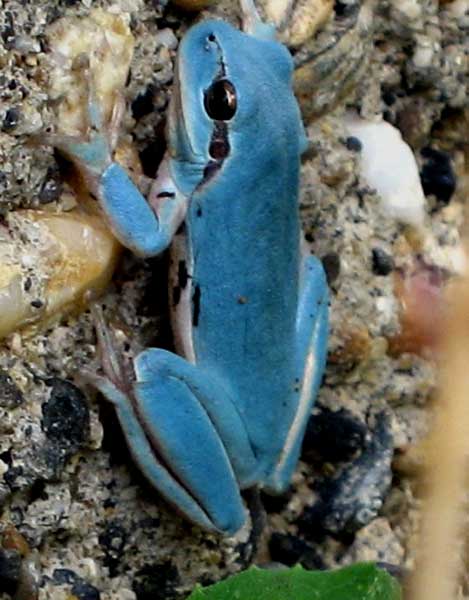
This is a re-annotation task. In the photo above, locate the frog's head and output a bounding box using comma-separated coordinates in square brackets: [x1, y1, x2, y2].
[167, 18, 303, 195]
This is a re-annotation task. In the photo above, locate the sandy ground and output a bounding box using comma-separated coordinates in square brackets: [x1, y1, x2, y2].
[0, 0, 467, 598]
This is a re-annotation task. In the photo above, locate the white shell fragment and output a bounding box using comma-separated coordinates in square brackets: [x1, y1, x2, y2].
[344, 115, 426, 226]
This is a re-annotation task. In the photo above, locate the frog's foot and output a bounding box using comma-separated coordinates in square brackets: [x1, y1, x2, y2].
[75, 304, 136, 413]
[45, 57, 126, 186]
[87, 303, 135, 396]
[240, 0, 276, 40]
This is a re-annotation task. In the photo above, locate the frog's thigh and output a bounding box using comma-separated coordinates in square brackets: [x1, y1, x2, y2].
[93, 376, 217, 532]
[135, 349, 258, 485]
[134, 348, 258, 533]
[266, 255, 329, 493]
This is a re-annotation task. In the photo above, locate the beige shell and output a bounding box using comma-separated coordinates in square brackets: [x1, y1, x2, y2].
[293, 0, 376, 122]
[225, 0, 374, 123]
[258, 0, 334, 47]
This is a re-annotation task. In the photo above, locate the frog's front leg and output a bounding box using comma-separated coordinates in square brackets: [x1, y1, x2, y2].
[266, 255, 329, 493]
[49, 70, 186, 258]
[90, 319, 258, 534]
[100, 155, 187, 257]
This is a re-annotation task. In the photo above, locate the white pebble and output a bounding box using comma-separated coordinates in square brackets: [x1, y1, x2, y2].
[391, 0, 421, 21]
[413, 36, 435, 69]
[155, 28, 178, 51]
[344, 114, 426, 226]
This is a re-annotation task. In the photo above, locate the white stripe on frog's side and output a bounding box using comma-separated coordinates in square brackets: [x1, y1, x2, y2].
[169, 229, 196, 364]
[273, 348, 316, 480]
[148, 157, 196, 364]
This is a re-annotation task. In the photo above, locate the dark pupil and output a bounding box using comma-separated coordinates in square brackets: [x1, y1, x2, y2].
[204, 79, 237, 121]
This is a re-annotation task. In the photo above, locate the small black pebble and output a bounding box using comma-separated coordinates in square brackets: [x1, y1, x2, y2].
[0, 171, 7, 191]
[0, 370, 23, 408]
[0, 549, 21, 595]
[299, 412, 393, 538]
[29, 479, 48, 502]
[1, 12, 15, 50]
[269, 533, 324, 570]
[3, 466, 24, 490]
[420, 147, 456, 206]
[345, 136, 362, 152]
[42, 378, 90, 449]
[53, 569, 78, 585]
[2, 107, 20, 132]
[382, 90, 397, 106]
[53, 569, 100, 600]
[321, 253, 341, 285]
[71, 581, 101, 600]
[133, 562, 180, 600]
[99, 522, 127, 576]
[131, 84, 156, 120]
[39, 167, 62, 204]
[371, 248, 394, 276]
[301, 405, 367, 464]
[30, 299, 43, 309]
[334, 0, 360, 18]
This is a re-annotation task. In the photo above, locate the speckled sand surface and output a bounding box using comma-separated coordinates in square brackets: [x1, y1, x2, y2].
[0, 1, 467, 598]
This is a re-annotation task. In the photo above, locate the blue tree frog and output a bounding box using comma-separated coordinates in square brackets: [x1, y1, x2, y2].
[50, 0, 329, 535]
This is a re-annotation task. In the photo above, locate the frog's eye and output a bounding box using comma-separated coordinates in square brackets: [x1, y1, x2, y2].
[204, 79, 237, 121]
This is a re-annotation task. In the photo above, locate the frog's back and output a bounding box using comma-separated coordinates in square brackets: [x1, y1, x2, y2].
[168, 18, 308, 468]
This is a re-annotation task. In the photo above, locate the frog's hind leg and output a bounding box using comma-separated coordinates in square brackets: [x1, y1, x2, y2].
[89, 327, 259, 534]
[86, 372, 222, 531]
[84, 307, 219, 531]
[240, 0, 276, 40]
[131, 349, 259, 531]
[264, 255, 329, 493]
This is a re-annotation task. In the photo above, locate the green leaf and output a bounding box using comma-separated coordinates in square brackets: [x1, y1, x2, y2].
[187, 562, 401, 600]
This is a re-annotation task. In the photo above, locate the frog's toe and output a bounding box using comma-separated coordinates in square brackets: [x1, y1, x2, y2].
[39, 127, 112, 183]
[90, 303, 135, 394]
[78, 55, 104, 131]
[44, 60, 122, 176]
[81, 58, 125, 150]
